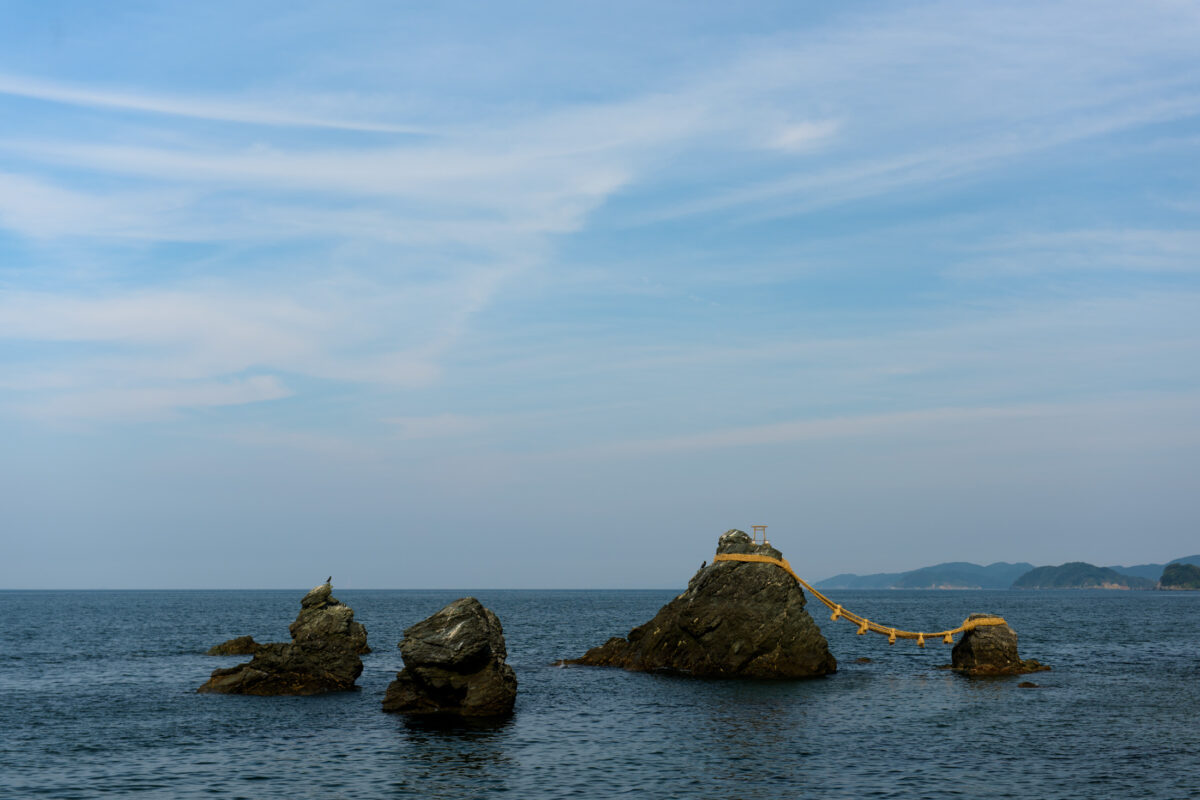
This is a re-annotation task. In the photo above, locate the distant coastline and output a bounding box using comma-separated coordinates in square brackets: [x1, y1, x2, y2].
[816, 555, 1200, 590]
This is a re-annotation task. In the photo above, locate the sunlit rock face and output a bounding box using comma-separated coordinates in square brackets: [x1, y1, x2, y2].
[382, 597, 517, 717]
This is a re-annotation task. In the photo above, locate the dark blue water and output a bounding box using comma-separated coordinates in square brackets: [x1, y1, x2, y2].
[2, 588, 1198, 799]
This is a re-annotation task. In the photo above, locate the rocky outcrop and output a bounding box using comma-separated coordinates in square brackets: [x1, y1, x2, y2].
[382, 597, 517, 717]
[289, 583, 370, 654]
[949, 614, 1049, 676]
[198, 583, 367, 695]
[205, 635, 262, 656]
[567, 530, 836, 679]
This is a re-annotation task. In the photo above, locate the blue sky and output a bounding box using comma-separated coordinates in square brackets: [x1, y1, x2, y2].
[2, 1, 1198, 588]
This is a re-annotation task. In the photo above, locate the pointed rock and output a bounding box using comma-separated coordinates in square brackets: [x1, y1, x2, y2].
[198, 583, 367, 695]
[568, 530, 836, 679]
[290, 582, 370, 654]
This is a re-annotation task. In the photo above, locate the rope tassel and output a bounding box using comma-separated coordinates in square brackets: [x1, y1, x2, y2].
[916, 633, 925, 648]
[857, 620, 869, 635]
[888, 629, 897, 645]
[830, 605, 842, 621]
[943, 633, 953, 645]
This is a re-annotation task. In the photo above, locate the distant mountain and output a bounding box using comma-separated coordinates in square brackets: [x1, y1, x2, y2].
[815, 562, 1033, 590]
[1107, 555, 1200, 581]
[816, 556, 1200, 590]
[893, 561, 1035, 589]
[814, 571, 904, 590]
[1012, 562, 1155, 590]
[1159, 563, 1200, 590]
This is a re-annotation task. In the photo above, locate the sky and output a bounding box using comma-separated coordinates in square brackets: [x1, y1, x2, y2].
[1, 1, 1198, 589]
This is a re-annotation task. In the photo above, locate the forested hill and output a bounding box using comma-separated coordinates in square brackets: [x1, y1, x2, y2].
[818, 555, 1200, 589]
[1012, 562, 1155, 590]
[1108, 555, 1200, 580]
[815, 562, 1033, 590]
[1159, 563, 1200, 590]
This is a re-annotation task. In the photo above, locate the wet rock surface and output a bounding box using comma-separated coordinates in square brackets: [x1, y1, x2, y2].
[382, 597, 517, 717]
[950, 613, 1049, 676]
[568, 530, 836, 679]
[197, 583, 366, 695]
[205, 635, 262, 656]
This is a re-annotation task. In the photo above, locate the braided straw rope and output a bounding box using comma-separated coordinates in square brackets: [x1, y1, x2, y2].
[712, 552, 1008, 646]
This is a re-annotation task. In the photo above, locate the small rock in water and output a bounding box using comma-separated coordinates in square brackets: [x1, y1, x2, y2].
[855, 657, 872, 664]
[382, 597, 517, 717]
[1018, 682, 1040, 688]
[566, 529, 836, 679]
[950, 613, 1049, 676]
[197, 582, 367, 695]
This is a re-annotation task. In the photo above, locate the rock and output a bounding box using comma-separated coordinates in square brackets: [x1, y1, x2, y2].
[855, 657, 873, 664]
[199, 639, 363, 695]
[382, 597, 517, 717]
[1018, 681, 1040, 688]
[567, 529, 836, 679]
[205, 635, 262, 656]
[290, 583, 370, 654]
[950, 613, 1049, 676]
[198, 583, 366, 695]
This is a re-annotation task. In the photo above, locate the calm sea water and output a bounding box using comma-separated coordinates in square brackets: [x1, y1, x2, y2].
[1, 588, 1197, 799]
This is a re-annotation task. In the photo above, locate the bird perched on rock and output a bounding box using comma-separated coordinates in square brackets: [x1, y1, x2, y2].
[325, 576, 332, 584]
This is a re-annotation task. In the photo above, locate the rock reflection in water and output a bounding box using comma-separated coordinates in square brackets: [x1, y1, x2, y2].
[388, 715, 515, 798]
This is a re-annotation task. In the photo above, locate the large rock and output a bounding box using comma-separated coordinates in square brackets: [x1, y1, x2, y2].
[950, 613, 1049, 676]
[568, 530, 836, 679]
[382, 597, 517, 717]
[198, 582, 366, 695]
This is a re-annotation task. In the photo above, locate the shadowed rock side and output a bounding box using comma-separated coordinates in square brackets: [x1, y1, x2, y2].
[205, 635, 262, 656]
[382, 597, 517, 717]
[568, 530, 836, 679]
[950, 613, 1049, 676]
[198, 583, 366, 695]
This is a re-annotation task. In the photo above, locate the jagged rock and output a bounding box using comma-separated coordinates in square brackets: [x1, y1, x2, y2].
[950, 613, 1049, 676]
[289, 583, 370, 654]
[382, 597, 517, 717]
[205, 635, 262, 656]
[198, 583, 366, 695]
[567, 530, 836, 679]
[198, 639, 363, 695]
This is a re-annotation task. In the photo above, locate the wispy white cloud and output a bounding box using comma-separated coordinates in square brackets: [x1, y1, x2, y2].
[14, 375, 291, 421]
[949, 229, 1200, 276]
[648, 93, 1200, 224]
[2, 0, 1198, 427]
[0, 172, 198, 240]
[0, 73, 430, 134]
[0, 287, 447, 419]
[764, 120, 840, 153]
[557, 392, 1200, 460]
[387, 413, 488, 440]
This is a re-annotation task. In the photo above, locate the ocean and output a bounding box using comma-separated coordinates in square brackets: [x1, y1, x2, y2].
[2, 588, 1197, 799]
